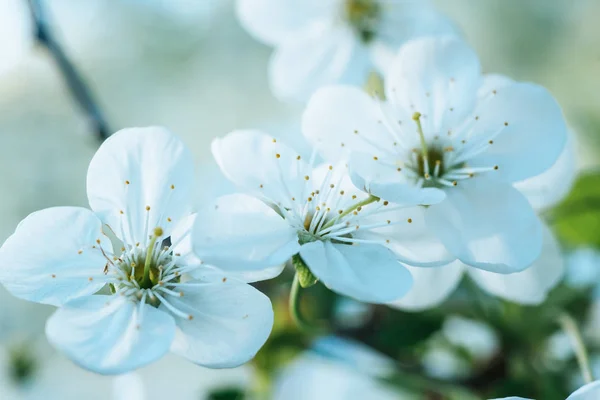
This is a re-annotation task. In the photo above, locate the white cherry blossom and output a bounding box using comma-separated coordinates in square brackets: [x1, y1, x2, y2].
[303, 36, 568, 273]
[236, 0, 455, 101]
[192, 130, 450, 304]
[0, 127, 273, 374]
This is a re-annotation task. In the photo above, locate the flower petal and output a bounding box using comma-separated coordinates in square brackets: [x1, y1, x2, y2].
[236, 0, 333, 46]
[172, 214, 284, 283]
[467, 225, 563, 304]
[567, 381, 600, 400]
[0, 207, 108, 306]
[302, 85, 398, 163]
[212, 130, 311, 208]
[469, 82, 568, 182]
[354, 206, 455, 267]
[299, 241, 413, 303]
[192, 193, 299, 272]
[425, 178, 543, 273]
[385, 36, 481, 137]
[165, 278, 273, 368]
[389, 261, 465, 311]
[514, 131, 576, 211]
[46, 295, 175, 374]
[87, 127, 194, 243]
[270, 24, 368, 101]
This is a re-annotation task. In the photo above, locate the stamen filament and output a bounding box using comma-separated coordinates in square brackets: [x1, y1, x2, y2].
[322, 195, 380, 230]
[412, 112, 428, 161]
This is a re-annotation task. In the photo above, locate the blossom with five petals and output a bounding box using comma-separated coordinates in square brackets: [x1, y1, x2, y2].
[0, 127, 273, 374]
[191, 130, 441, 304]
[303, 36, 568, 274]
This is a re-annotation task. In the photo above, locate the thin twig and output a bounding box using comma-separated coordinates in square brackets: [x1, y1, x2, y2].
[558, 312, 594, 384]
[26, 0, 111, 142]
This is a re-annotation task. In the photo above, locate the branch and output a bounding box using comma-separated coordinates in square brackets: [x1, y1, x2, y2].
[27, 0, 111, 142]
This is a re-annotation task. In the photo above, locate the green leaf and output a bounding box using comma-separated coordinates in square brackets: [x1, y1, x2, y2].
[292, 254, 318, 288]
[551, 172, 600, 248]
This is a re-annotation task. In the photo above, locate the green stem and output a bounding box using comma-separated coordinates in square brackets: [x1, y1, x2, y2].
[412, 112, 428, 160]
[558, 312, 593, 383]
[142, 234, 159, 288]
[321, 195, 379, 230]
[289, 273, 326, 333]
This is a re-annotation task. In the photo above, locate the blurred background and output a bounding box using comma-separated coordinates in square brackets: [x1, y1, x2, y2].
[0, 0, 599, 399]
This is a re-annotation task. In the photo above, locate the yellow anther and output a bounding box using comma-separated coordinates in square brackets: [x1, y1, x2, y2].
[154, 227, 164, 237]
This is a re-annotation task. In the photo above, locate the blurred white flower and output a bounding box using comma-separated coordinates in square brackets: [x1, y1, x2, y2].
[565, 248, 600, 289]
[304, 36, 568, 273]
[422, 315, 498, 380]
[334, 297, 373, 329]
[442, 316, 499, 361]
[194, 130, 422, 303]
[422, 346, 470, 380]
[0, 127, 273, 374]
[237, 0, 455, 101]
[273, 336, 413, 400]
[0, 0, 32, 76]
[492, 380, 600, 400]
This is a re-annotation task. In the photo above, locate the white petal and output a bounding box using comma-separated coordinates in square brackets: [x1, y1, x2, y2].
[469, 82, 568, 182]
[390, 261, 465, 311]
[354, 206, 455, 267]
[514, 131, 577, 211]
[467, 225, 563, 304]
[211, 130, 311, 207]
[172, 214, 284, 283]
[567, 381, 600, 400]
[166, 278, 273, 368]
[425, 178, 543, 273]
[87, 127, 194, 243]
[46, 295, 175, 374]
[385, 36, 481, 136]
[236, 0, 333, 46]
[302, 85, 397, 163]
[192, 193, 299, 272]
[0, 207, 108, 306]
[270, 24, 368, 101]
[299, 241, 413, 303]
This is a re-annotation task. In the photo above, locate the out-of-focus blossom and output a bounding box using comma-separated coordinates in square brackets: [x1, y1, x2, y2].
[565, 248, 600, 289]
[195, 130, 420, 303]
[492, 380, 600, 400]
[0, 128, 273, 374]
[422, 315, 499, 380]
[237, 0, 455, 101]
[273, 336, 414, 400]
[304, 36, 568, 274]
[442, 316, 499, 361]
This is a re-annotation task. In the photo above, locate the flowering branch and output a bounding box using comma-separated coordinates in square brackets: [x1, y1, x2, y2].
[26, 0, 111, 142]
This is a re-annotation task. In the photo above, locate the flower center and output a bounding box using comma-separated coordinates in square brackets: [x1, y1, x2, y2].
[344, 0, 381, 43]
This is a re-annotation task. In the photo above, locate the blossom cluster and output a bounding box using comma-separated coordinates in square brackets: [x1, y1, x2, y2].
[0, 0, 579, 397]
